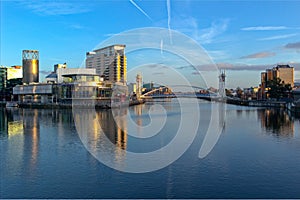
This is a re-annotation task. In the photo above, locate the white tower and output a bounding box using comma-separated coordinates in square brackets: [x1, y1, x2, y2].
[136, 73, 142, 100]
[219, 70, 226, 98]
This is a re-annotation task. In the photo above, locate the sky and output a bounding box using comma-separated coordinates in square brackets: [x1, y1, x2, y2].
[1, 0, 300, 88]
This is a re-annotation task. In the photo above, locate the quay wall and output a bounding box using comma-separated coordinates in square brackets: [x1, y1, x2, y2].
[4, 99, 145, 109]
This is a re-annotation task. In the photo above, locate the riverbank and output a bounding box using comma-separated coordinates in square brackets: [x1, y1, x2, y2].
[225, 98, 287, 108]
[196, 96, 300, 114]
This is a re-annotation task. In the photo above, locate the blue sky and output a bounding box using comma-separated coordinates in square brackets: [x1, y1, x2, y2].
[1, 0, 300, 88]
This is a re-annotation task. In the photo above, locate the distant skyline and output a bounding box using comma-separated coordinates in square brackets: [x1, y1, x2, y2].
[1, 0, 300, 88]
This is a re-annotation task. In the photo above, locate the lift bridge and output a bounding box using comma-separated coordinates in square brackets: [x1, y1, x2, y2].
[141, 85, 219, 99]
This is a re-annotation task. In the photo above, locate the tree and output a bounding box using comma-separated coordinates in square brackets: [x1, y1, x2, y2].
[225, 89, 233, 97]
[266, 78, 292, 100]
[236, 87, 243, 98]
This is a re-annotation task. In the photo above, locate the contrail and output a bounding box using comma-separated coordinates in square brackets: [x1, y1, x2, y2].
[160, 39, 164, 56]
[167, 0, 172, 43]
[129, 0, 153, 21]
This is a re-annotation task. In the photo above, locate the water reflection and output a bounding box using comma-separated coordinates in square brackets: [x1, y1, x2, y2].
[0, 109, 41, 179]
[219, 102, 226, 131]
[133, 104, 143, 129]
[128, 100, 177, 137]
[258, 109, 294, 137]
[23, 109, 40, 171]
[106, 108, 128, 150]
[0, 108, 23, 137]
[0, 108, 8, 136]
[73, 108, 128, 166]
[199, 102, 226, 159]
[1, 102, 300, 198]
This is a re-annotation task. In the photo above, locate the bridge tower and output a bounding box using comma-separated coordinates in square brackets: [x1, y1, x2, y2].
[219, 69, 226, 98]
[136, 73, 142, 100]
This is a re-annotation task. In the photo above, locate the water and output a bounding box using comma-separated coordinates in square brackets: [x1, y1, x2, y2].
[1, 99, 300, 198]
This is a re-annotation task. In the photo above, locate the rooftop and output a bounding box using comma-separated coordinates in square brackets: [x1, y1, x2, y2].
[45, 73, 57, 79]
[62, 74, 101, 77]
[275, 64, 292, 69]
[93, 44, 126, 52]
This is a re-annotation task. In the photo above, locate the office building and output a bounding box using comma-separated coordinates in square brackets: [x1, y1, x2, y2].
[275, 65, 294, 87]
[263, 65, 294, 87]
[0, 67, 7, 92]
[259, 64, 294, 99]
[0, 66, 23, 100]
[259, 72, 267, 100]
[7, 66, 22, 80]
[85, 44, 127, 84]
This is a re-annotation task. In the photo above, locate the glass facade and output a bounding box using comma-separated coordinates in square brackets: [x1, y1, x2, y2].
[0, 67, 23, 101]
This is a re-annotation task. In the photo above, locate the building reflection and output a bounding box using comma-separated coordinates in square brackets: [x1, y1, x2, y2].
[218, 102, 226, 131]
[1, 108, 40, 178]
[0, 108, 8, 136]
[0, 108, 24, 137]
[100, 108, 128, 150]
[131, 101, 174, 129]
[22, 109, 40, 170]
[258, 108, 294, 137]
[133, 104, 143, 129]
[73, 108, 128, 164]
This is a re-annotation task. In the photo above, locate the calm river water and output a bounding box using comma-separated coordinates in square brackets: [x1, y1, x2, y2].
[1, 99, 300, 198]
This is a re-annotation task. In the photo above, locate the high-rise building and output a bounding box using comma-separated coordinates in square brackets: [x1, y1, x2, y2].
[275, 65, 294, 87]
[266, 69, 274, 81]
[0, 67, 8, 93]
[85, 45, 127, 84]
[22, 50, 39, 84]
[0, 66, 23, 100]
[7, 65, 22, 80]
[136, 73, 142, 99]
[259, 72, 267, 99]
[262, 65, 294, 87]
[259, 64, 294, 99]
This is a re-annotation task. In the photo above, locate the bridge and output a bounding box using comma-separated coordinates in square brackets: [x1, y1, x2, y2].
[141, 85, 219, 99]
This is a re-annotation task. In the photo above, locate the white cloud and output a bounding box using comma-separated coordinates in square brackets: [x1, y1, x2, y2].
[168, 16, 198, 34]
[240, 51, 276, 59]
[170, 17, 229, 44]
[206, 50, 229, 60]
[18, 1, 92, 15]
[69, 24, 85, 30]
[197, 19, 229, 44]
[241, 26, 288, 31]
[259, 33, 297, 41]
